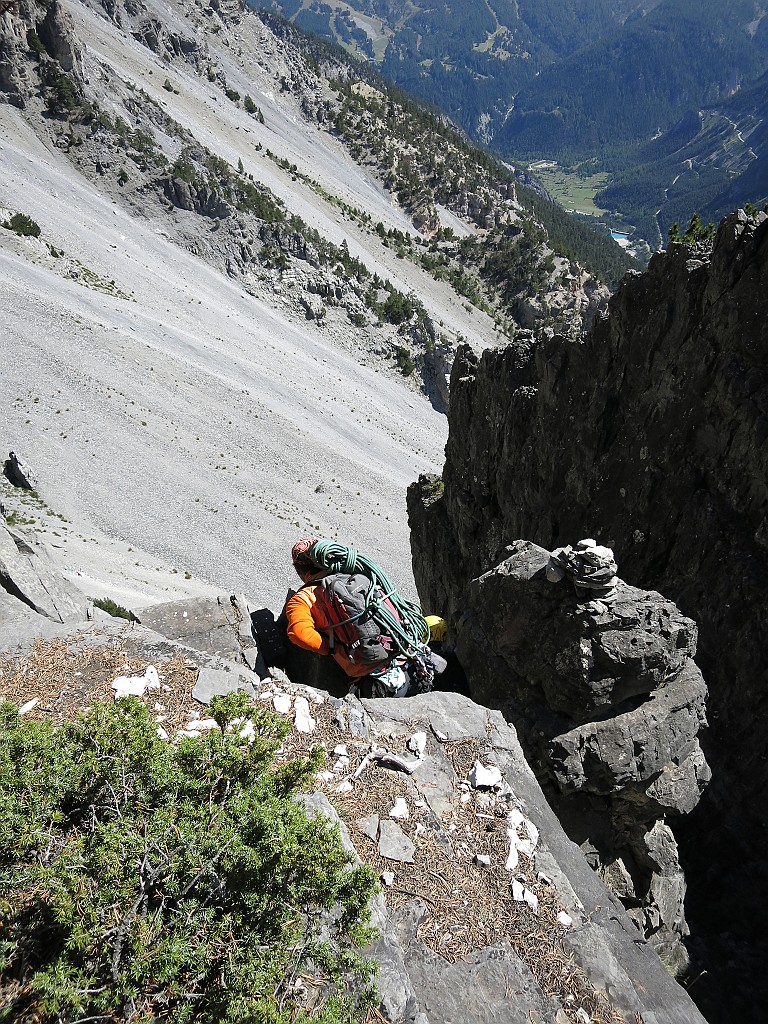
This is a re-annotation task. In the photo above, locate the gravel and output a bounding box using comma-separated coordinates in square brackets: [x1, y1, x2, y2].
[0, 0, 495, 613]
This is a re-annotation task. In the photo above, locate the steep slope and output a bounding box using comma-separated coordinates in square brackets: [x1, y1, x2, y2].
[0, 0, 454, 607]
[595, 71, 768, 244]
[408, 210, 768, 1023]
[0, 0, 632, 610]
[253, 0, 662, 140]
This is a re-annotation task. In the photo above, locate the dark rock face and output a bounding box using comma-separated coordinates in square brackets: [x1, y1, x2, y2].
[3, 452, 35, 490]
[408, 210, 768, 1019]
[448, 540, 709, 972]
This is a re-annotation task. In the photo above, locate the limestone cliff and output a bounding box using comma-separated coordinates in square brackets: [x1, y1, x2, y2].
[0, 0, 81, 107]
[408, 210, 768, 1021]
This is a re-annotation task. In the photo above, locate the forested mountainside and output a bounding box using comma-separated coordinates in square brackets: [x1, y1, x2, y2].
[595, 70, 768, 244]
[251, 0, 661, 139]
[498, 0, 768, 159]
[257, 0, 768, 247]
[260, 13, 638, 293]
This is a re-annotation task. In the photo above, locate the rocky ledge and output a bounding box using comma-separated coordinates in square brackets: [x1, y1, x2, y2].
[407, 209, 768, 1017]
[0, 517, 707, 1024]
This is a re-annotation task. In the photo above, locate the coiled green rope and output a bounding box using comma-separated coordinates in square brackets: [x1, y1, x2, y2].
[310, 540, 431, 656]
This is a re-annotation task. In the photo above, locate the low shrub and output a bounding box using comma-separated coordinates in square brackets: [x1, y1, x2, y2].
[396, 345, 416, 376]
[92, 596, 137, 621]
[2, 213, 41, 238]
[0, 693, 377, 1023]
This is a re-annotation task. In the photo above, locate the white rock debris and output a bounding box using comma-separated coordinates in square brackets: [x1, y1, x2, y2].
[272, 692, 292, 714]
[18, 697, 39, 716]
[381, 871, 395, 886]
[557, 911, 573, 929]
[156, 726, 169, 741]
[468, 761, 503, 789]
[238, 720, 256, 743]
[185, 717, 219, 732]
[315, 770, 335, 783]
[111, 664, 161, 698]
[389, 798, 409, 819]
[333, 744, 349, 756]
[407, 731, 427, 757]
[512, 879, 539, 914]
[475, 854, 491, 867]
[505, 808, 540, 871]
[293, 695, 316, 733]
[336, 780, 354, 794]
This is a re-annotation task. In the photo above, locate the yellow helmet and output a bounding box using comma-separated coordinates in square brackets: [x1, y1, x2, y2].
[425, 615, 447, 642]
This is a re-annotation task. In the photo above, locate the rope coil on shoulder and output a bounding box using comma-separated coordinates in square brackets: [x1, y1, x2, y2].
[310, 540, 431, 657]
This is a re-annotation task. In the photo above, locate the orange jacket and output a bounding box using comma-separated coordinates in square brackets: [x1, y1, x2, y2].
[285, 581, 374, 678]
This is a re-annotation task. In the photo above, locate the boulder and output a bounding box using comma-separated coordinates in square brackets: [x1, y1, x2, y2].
[0, 523, 88, 623]
[3, 452, 35, 490]
[139, 595, 242, 661]
[457, 540, 697, 720]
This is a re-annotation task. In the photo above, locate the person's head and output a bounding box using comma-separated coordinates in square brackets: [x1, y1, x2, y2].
[292, 536, 320, 582]
[426, 615, 448, 643]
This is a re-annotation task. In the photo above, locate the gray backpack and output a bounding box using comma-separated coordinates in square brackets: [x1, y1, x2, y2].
[315, 572, 399, 666]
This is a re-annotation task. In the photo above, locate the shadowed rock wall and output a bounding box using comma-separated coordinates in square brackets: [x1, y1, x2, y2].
[408, 210, 768, 1021]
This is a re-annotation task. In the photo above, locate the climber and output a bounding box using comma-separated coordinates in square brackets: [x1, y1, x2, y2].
[424, 615, 470, 695]
[285, 537, 438, 697]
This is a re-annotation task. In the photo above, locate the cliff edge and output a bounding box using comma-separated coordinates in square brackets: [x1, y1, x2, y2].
[408, 210, 768, 1022]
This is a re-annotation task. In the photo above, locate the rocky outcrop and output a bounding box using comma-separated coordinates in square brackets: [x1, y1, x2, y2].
[0, 0, 81, 107]
[0, 521, 89, 624]
[408, 209, 768, 1015]
[448, 539, 709, 971]
[3, 452, 35, 490]
[163, 175, 232, 220]
[0, 578, 708, 1024]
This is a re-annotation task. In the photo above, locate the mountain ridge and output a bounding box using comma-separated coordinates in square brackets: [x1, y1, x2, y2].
[257, 0, 768, 246]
